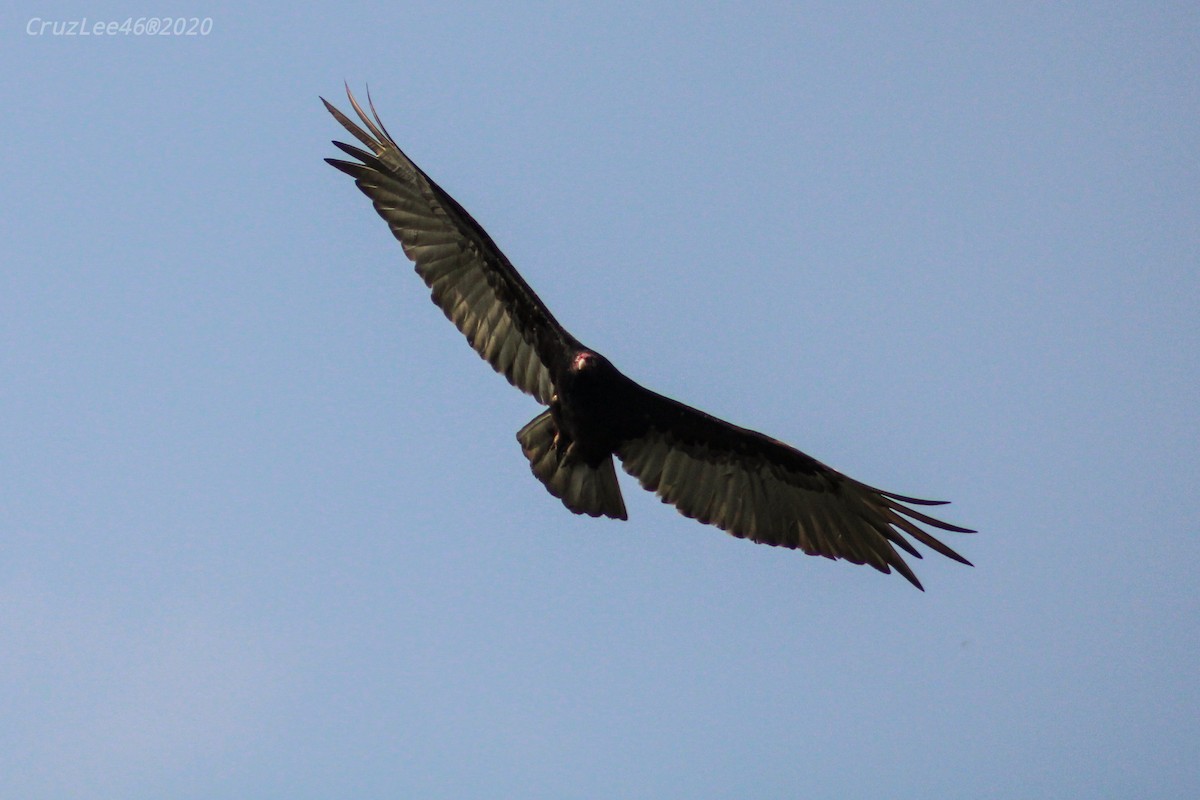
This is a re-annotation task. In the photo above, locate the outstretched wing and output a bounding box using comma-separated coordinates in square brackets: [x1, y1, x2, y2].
[615, 390, 973, 590]
[323, 88, 577, 405]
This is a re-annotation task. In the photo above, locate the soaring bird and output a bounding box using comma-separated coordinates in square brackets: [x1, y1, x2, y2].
[324, 88, 973, 590]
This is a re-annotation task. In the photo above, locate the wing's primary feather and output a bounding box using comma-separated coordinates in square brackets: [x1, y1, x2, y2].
[615, 390, 973, 590]
[323, 88, 576, 405]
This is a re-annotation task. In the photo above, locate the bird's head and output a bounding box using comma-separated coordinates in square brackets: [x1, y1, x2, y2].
[566, 350, 620, 391]
[571, 351, 600, 372]
[569, 350, 618, 377]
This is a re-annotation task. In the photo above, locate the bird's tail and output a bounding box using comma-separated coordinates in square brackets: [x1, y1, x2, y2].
[517, 410, 628, 520]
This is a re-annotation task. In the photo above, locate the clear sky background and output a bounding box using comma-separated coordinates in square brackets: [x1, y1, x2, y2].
[4, 3, 1197, 798]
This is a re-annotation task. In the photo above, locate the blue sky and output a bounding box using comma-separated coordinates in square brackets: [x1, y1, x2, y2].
[4, 3, 1198, 798]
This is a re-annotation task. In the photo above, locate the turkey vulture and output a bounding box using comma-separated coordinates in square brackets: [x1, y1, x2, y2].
[323, 88, 973, 590]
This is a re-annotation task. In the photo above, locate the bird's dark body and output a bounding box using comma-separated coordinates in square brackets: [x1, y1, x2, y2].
[324, 88, 974, 589]
[552, 351, 639, 466]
